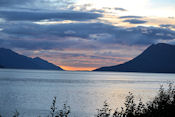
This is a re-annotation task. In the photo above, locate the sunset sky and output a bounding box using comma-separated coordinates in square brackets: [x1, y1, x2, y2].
[0, 0, 175, 71]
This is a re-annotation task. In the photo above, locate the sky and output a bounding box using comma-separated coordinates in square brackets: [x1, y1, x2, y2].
[0, 0, 175, 71]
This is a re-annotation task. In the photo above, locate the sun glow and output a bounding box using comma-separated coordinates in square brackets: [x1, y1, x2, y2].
[60, 66, 96, 71]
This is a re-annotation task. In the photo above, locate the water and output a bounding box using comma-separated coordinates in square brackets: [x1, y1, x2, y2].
[0, 69, 175, 117]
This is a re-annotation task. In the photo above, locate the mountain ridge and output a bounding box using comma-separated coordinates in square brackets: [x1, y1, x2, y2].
[94, 43, 175, 73]
[0, 48, 63, 70]
[32, 57, 63, 70]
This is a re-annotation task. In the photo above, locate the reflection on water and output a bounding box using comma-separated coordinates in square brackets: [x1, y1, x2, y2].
[0, 69, 174, 117]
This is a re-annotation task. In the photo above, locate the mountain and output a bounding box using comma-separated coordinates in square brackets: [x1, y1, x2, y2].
[32, 57, 63, 70]
[0, 48, 63, 70]
[94, 43, 175, 73]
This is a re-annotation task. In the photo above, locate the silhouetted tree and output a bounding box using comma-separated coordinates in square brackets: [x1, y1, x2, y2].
[13, 110, 20, 117]
[49, 97, 70, 117]
[96, 83, 175, 117]
[96, 101, 112, 117]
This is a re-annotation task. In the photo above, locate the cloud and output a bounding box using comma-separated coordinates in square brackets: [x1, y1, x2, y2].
[168, 17, 174, 19]
[0, 0, 72, 7]
[0, 10, 102, 21]
[89, 9, 105, 13]
[119, 16, 143, 19]
[119, 16, 147, 24]
[1, 21, 175, 51]
[0, 16, 175, 69]
[123, 19, 147, 24]
[160, 24, 175, 29]
[114, 7, 127, 11]
[23, 49, 134, 68]
[0, 0, 29, 6]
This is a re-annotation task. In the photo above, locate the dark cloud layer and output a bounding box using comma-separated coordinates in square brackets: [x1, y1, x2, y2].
[123, 19, 147, 24]
[0, 22, 175, 51]
[0, 0, 72, 7]
[0, 0, 29, 6]
[0, 10, 102, 21]
[119, 16, 143, 19]
[114, 7, 127, 11]
[160, 24, 175, 29]
[120, 16, 147, 24]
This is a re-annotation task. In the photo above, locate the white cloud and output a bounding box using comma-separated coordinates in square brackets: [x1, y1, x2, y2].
[75, 0, 175, 17]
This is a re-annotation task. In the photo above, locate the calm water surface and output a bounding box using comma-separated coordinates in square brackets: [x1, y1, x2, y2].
[0, 69, 175, 117]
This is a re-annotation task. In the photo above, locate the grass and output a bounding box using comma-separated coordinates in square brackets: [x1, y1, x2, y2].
[0, 83, 175, 117]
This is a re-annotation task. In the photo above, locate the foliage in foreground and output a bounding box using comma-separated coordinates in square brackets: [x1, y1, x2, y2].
[49, 97, 70, 117]
[0, 97, 70, 117]
[96, 83, 175, 117]
[0, 83, 175, 117]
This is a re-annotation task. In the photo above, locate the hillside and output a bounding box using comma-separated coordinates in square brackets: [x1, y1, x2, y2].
[0, 48, 63, 70]
[94, 43, 175, 73]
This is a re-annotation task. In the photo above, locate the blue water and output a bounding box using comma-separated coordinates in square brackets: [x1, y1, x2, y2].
[0, 69, 174, 117]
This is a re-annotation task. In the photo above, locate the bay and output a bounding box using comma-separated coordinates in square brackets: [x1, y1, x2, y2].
[0, 69, 174, 117]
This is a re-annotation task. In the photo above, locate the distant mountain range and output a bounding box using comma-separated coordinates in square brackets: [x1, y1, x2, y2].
[0, 48, 63, 70]
[94, 43, 175, 73]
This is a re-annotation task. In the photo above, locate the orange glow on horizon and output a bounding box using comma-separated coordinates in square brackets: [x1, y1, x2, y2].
[60, 66, 96, 71]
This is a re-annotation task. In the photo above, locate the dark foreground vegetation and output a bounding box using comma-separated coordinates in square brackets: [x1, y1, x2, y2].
[1, 83, 175, 117]
[96, 83, 175, 117]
